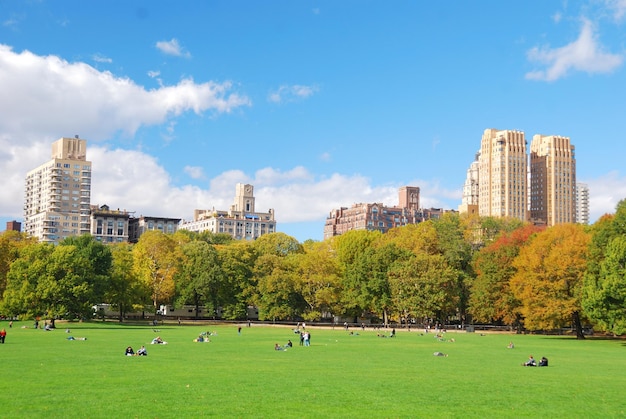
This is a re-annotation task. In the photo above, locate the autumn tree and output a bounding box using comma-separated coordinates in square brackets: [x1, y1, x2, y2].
[510, 224, 590, 339]
[133, 230, 180, 313]
[0, 230, 37, 297]
[469, 224, 542, 329]
[105, 243, 147, 321]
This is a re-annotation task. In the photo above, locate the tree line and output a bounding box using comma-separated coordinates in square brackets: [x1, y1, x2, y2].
[1, 199, 625, 339]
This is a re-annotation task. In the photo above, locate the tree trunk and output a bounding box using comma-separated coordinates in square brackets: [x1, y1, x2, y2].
[572, 311, 585, 340]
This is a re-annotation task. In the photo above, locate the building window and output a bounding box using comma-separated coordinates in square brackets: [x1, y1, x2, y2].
[96, 220, 103, 235]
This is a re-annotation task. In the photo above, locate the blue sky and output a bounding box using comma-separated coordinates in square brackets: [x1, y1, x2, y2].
[1, 1, 625, 242]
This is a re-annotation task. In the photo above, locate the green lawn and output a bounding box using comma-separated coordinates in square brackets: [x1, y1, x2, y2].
[0, 321, 624, 418]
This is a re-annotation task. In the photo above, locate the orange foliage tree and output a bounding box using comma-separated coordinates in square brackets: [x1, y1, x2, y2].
[510, 223, 590, 339]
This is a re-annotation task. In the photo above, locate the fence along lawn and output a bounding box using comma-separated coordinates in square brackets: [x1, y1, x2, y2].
[0, 321, 624, 418]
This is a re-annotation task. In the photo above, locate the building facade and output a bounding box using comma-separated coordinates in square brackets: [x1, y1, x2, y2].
[23, 137, 91, 243]
[575, 183, 590, 225]
[478, 129, 527, 222]
[90, 205, 131, 243]
[323, 186, 447, 239]
[458, 152, 480, 215]
[5, 220, 21, 232]
[178, 183, 276, 240]
[529, 134, 576, 226]
[128, 215, 181, 243]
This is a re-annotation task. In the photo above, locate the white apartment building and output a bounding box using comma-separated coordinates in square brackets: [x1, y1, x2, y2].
[179, 183, 276, 240]
[24, 137, 91, 243]
[529, 134, 576, 226]
[458, 152, 480, 215]
[478, 129, 528, 221]
[576, 183, 590, 225]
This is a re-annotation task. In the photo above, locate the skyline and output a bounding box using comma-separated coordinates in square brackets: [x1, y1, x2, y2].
[2, 1, 626, 242]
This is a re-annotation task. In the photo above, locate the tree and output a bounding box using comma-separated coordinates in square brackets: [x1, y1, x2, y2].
[176, 241, 225, 319]
[510, 224, 590, 339]
[133, 231, 180, 313]
[1, 242, 53, 318]
[253, 253, 305, 321]
[582, 235, 626, 335]
[469, 224, 542, 329]
[217, 242, 255, 320]
[0, 230, 37, 297]
[582, 199, 626, 334]
[105, 243, 147, 322]
[388, 252, 458, 323]
[293, 240, 342, 321]
[340, 243, 411, 325]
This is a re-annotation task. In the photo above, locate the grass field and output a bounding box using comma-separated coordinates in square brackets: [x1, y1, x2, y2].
[0, 320, 624, 418]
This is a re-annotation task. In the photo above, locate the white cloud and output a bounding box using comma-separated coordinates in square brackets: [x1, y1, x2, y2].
[92, 53, 112, 63]
[525, 19, 623, 81]
[584, 171, 626, 220]
[155, 38, 191, 58]
[0, 44, 251, 142]
[184, 165, 205, 179]
[606, 0, 626, 21]
[268, 84, 319, 103]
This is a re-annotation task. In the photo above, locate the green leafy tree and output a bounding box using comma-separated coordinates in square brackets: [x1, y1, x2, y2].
[1, 242, 53, 318]
[293, 240, 342, 321]
[510, 224, 590, 339]
[253, 253, 305, 321]
[176, 241, 225, 319]
[582, 199, 626, 334]
[217, 242, 255, 319]
[388, 252, 458, 323]
[582, 235, 626, 335]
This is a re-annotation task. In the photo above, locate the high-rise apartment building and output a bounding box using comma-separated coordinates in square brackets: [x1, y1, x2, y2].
[178, 183, 276, 240]
[529, 135, 576, 226]
[478, 129, 527, 221]
[24, 137, 91, 243]
[575, 183, 590, 225]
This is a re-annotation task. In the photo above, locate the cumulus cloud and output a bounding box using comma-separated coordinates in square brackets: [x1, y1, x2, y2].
[584, 171, 626, 220]
[0, 44, 250, 142]
[268, 84, 319, 103]
[155, 38, 191, 58]
[525, 19, 623, 81]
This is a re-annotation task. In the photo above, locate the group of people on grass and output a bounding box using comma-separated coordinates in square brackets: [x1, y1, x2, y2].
[274, 340, 293, 351]
[125, 345, 148, 356]
[523, 355, 548, 367]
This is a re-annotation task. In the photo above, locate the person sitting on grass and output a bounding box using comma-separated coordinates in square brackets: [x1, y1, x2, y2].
[538, 356, 548, 367]
[193, 335, 206, 342]
[151, 336, 166, 344]
[137, 346, 148, 356]
[523, 355, 537, 366]
[433, 352, 448, 357]
[125, 346, 135, 356]
[285, 340, 293, 348]
[274, 343, 284, 351]
[507, 341, 515, 349]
